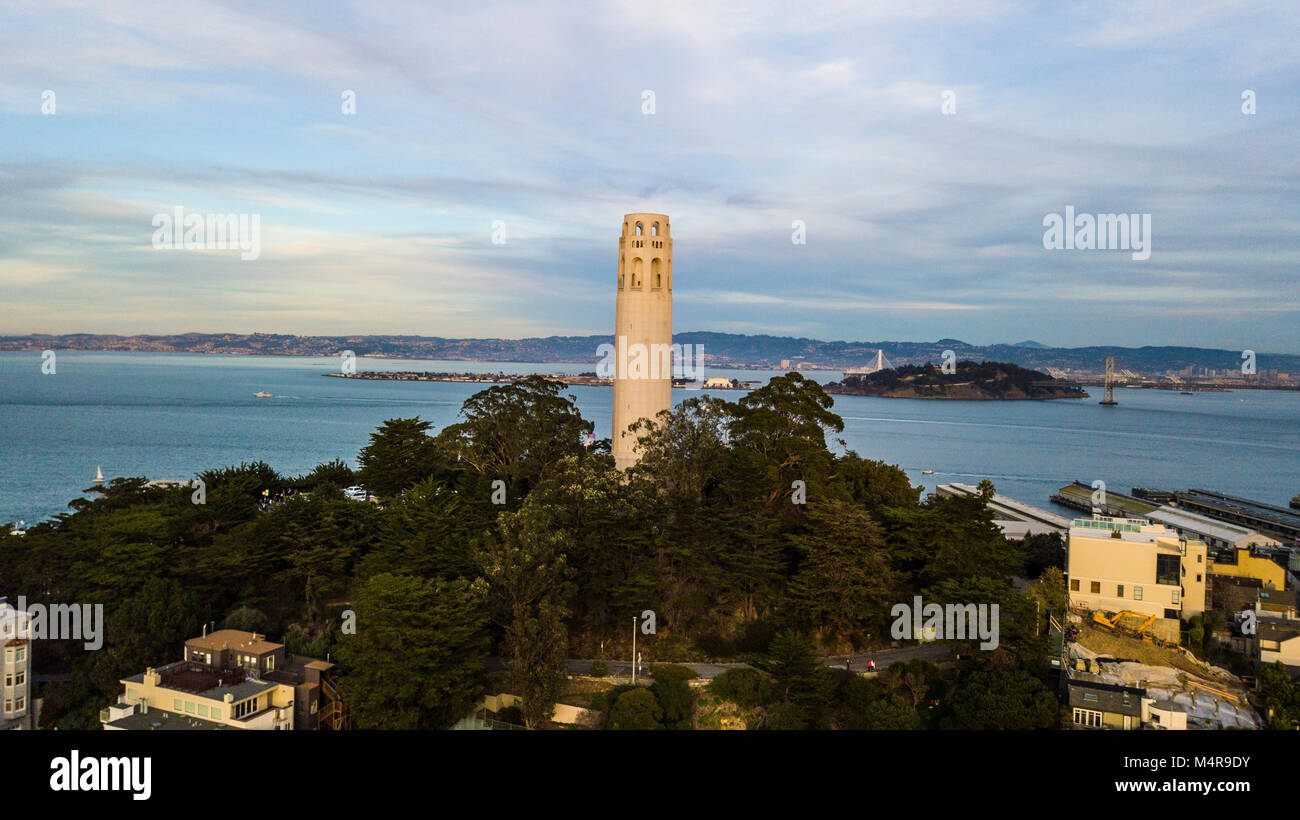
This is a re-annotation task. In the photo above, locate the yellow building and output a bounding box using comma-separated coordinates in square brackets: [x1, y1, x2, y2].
[1067, 517, 1207, 624]
[1209, 547, 1287, 591]
[1258, 622, 1300, 673]
[101, 629, 340, 730]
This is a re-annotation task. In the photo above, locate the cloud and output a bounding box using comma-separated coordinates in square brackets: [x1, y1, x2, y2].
[0, 0, 1296, 349]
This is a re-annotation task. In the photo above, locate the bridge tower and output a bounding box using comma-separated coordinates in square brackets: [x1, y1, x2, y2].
[1100, 356, 1118, 406]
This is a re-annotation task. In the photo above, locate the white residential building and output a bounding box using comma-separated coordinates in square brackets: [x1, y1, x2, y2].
[0, 599, 33, 729]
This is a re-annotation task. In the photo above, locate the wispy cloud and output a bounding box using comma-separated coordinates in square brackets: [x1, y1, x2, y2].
[0, 0, 1296, 350]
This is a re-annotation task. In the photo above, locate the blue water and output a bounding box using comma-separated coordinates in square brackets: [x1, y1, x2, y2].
[2, 351, 1298, 525]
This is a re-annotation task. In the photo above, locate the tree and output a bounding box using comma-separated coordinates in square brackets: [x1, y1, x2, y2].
[1259, 662, 1299, 729]
[941, 668, 1057, 729]
[606, 687, 663, 730]
[89, 578, 202, 703]
[436, 376, 593, 502]
[476, 505, 576, 729]
[222, 606, 269, 634]
[358, 477, 476, 581]
[1020, 532, 1065, 578]
[786, 502, 897, 644]
[708, 668, 771, 708]
[726, 373, 845, 507]
[335, 573, 489, 729]
[834, 451, 922, 513]
[864, 694, 924, 730]
[356, 418, 445, 499]
[768, 629, 835, 727]
[650, 677, 694, 729]
[295, 459, 357, 490]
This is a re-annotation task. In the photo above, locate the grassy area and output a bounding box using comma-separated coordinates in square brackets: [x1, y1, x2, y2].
[694, 690, 759, 730]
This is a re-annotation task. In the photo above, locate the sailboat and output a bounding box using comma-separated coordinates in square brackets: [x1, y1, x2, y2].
[93, 465, 105, 484]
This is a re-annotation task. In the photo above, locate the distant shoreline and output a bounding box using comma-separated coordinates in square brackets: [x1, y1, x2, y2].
[325, 371, 759, 390]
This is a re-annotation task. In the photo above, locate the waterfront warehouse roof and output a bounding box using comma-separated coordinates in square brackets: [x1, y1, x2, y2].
[1147, 506, 1278, 546]
[1178, 490, 1300, 537]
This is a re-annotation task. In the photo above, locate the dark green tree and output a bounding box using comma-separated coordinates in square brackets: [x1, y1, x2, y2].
[607, 687, 663, 730]
[335, 572, 489, 729]
[941, 668, 1057, 729]
[786, 502, 898, 645]
[356, 418, 445, 499]
[476, 504, 576, 729]
[436, 376, 593, 502]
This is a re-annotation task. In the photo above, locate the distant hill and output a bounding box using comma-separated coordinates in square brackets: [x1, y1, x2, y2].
[1011, 340, 1050, 349]
[2, 331, 1297, 375]
[826, 361, 1088, 400]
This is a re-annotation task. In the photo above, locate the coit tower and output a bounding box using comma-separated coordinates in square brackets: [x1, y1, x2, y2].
[612, 213, 673, 470]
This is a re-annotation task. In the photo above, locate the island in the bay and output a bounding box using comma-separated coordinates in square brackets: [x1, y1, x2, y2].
[825, 360, 1089, 400]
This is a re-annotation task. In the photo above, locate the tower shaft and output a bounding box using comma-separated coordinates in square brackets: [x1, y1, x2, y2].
[612, 213, 673, 469]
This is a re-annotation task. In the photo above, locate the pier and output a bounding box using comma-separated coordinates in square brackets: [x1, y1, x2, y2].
[1174, 489, 1300, 545]
[936, 483, 1071, 536]
[1050, 481, 1158, 518]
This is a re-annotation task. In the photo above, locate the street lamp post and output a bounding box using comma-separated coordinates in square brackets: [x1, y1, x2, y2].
[631, 615, 637, 685]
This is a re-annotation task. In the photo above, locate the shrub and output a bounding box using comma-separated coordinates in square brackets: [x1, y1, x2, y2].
[648, 663, 697, 681]
[650, 678, 694, 729]
[606, 688, 663, 730]
[589, 660, 609, 677]
[763, 701, 809, 730]
[708, 667, 771, 708]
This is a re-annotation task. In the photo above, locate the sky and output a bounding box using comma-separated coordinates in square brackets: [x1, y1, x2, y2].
[1, 0, 1297, 351]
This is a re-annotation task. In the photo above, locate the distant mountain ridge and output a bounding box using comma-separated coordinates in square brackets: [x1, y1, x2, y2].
[2, 331, 1297, 373]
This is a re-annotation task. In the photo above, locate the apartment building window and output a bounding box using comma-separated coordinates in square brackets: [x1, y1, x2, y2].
[3, 674, 10, 687]
[1197, 554, 1203, 563]
[1172, 589, 1180, 605]
[211, 707, 222, 720]
[15, 696, 23, 710]
[3, 699, 10, 713]
[1073, 708, 1103, 728]
[174, 697, 183, 711]
[1090, 581, 1101, 594]
[13, 671, 23, 686]
[1156, 554, 1180, 586]
[1196, 574, 1202, 583]
[1117, 585, 1125, 598]
[1134, 586, 1143, 601]
[13, 647, 23, 662]
[1070, 579, 1080, 591]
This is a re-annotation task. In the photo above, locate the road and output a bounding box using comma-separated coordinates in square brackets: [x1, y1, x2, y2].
[489, 644, 951, 681]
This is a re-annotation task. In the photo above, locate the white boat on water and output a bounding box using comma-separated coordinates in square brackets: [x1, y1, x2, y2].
[93, 465, 105, 484]
[922, 469, 934, 475]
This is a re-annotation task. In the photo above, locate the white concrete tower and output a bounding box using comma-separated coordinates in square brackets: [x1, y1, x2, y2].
[612, 213, 673, 470]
